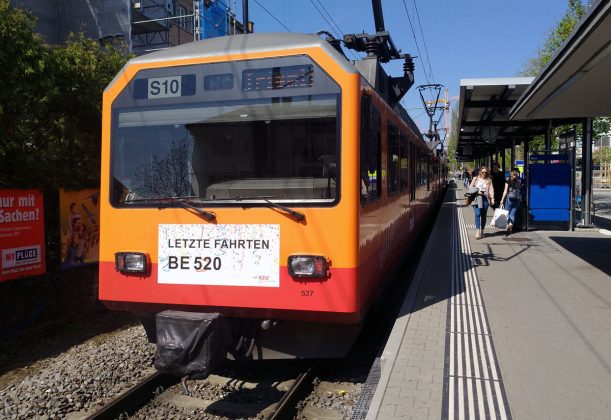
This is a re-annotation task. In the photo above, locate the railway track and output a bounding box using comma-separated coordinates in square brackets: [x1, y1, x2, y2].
[85, 371, 179, 420]
[85, 363, 317, 419]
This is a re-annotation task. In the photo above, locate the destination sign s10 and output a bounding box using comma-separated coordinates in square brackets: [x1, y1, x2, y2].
[133, 74, 196, 100]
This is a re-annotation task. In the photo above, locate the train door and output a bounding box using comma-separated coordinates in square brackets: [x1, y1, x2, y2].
[400, 132, 408, 194]
[387, 122, 400, 196]
[360, 93, 382, 204]
[409, 142, 416, 202]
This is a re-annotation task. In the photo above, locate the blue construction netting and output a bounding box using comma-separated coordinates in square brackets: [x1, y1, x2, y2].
[200, 0, 229, 39]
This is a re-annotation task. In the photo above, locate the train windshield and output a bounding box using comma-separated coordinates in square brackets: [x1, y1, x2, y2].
[109, 56, 340, 207]
[111, 94, 338, 206]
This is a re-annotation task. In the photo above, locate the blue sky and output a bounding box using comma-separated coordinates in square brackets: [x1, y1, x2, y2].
[232, 0, 573, 133]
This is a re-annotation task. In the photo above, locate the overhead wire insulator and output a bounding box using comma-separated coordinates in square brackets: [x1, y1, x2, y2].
[403, 54, 415, 73]
[364, 37, 382, 58]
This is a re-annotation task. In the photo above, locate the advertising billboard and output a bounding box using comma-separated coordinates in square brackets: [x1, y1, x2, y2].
[0, 189, 46, 282]
[60, 189, 100, 269]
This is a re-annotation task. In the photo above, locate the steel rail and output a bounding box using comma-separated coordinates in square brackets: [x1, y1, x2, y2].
[85, 371, 179, 420]
[268, 366, 315, 420]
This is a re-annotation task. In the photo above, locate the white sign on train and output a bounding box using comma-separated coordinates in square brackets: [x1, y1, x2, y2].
[158, 224, 280, 287]
[148, 76, 181, 99]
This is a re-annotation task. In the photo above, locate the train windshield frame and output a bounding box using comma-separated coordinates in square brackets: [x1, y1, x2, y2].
[109, 56, 341, 208]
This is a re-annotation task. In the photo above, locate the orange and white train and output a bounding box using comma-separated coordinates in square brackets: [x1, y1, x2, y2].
[99, 33, 446, 365]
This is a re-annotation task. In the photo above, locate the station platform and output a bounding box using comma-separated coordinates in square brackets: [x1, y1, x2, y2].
[365, 182, 611, 420]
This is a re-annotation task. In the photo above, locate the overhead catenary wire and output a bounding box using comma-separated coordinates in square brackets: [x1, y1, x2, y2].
[309, 0, 342, 39]
[412, 0, 435, 82]
[314, 0, 344, 40]
[252, 0, 292, 32]
[400, 1, 443, 134]
[308, 0, 360, 61]
[400, 0, 431, 86]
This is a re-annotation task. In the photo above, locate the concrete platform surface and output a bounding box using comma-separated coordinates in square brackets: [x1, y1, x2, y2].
[365, 182, 611, 420]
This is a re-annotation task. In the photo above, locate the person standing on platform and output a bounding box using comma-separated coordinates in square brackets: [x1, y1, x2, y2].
[501, 168, 523, 234]
[463, 168, 471, 188]
[470, 165, 495, 239]
[490, 162, 505, 209]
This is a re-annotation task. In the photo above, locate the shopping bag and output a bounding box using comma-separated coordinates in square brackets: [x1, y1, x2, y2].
[491, 208, 509, 229]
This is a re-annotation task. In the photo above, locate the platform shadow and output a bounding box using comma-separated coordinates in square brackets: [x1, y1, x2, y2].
[547, 236, 611, 276]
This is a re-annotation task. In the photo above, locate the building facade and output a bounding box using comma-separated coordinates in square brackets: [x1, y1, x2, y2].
[10, 0, 244, 54]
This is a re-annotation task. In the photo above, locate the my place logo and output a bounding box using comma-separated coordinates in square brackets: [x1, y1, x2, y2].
[2, 245, 41, 269]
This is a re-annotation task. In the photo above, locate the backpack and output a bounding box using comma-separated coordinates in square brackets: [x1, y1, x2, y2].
[507, 181, 522, 200]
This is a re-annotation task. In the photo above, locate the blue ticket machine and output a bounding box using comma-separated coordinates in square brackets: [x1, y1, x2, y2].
[528, 152, 571, 229]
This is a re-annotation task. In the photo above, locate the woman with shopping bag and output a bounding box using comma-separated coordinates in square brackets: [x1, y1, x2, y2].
[469, 165, 495, 239]
[501, 168, 523, 234]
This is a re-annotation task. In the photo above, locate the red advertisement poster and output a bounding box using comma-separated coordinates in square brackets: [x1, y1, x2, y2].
[0, 189, 46, 282]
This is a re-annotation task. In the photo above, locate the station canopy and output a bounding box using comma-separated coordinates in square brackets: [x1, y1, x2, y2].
[457, 77, 542, 160]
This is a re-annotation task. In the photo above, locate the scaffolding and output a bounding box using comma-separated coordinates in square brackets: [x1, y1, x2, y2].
[131, 0, 245, 53]
[197, 0, 246, 39]
[131, 0, 173, 52]
[13, 0, 245, 54]
[12, 0, 132, 46]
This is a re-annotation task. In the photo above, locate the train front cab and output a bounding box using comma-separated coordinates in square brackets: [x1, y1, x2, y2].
[99, 35, 367, 360]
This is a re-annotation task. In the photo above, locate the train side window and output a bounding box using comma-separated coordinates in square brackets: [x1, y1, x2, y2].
[399, 132, 408, 192]
[360, 94, 381, 204]
[409, 142, 416, 201]
[387, 123, 400, 196]
[416, 149, 424, 186]
[419, 154, 428, 187]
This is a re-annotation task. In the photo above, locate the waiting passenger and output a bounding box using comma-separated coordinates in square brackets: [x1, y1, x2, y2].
[501, 169, 523, 234]
[490, 162, 505, 209]
[469, 166, 495, 239]
[463, 168, 471, 188]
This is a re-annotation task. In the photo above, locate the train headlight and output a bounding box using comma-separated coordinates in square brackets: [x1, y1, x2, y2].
[115, 252, 148, 274]
[288, 255, 327, 278]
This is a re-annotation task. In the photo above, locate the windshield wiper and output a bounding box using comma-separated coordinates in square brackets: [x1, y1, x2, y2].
[135, 195, 304, 221]
[125, 196, 216, 221]
[261, 199, 305, 221]
[233, 196, 306, 221]
[174, 199, 216, 221]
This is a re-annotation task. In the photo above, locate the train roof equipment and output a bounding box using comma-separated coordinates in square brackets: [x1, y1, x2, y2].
[342, 0, 416, 109]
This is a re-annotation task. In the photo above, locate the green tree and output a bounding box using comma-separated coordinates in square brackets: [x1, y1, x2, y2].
[1, 2, 130, 269]
[446, 106, 459, 168]
[521, 0, 588, 77]
[447, 106, 475, 171]
[0, 2, 129, 189]
[520, 0, 610, 149]
[0, 0, 47, 187]
[41, 33, 128, 189]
